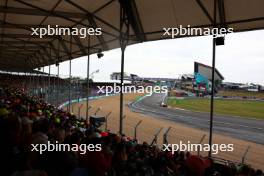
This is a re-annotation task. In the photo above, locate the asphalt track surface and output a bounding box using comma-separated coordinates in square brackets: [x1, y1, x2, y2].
[130, 93, 264, 144]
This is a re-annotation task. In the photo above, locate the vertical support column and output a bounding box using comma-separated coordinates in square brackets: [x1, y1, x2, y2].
[119, 47, 125, 135]
[47, 46, 52, 103]
[24, 71, 27, 93]
[56, 63, 60, 107]
[29, 71, 32, 96]
[86, 35, 91, 121]
[48, 65, 51, 103]
[52, 69, 55, 103]
[32, 72, 35, 96]
[56, 39, 60, 107]
[119, 1, 130, 135]
[68, 35, 72, 113]
[208, 0, 217, 157]
[36, 71, 39, 96]
[42, 67, 45, 101]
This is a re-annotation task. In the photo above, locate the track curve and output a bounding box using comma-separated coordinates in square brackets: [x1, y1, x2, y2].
[130, 93, 264, 144]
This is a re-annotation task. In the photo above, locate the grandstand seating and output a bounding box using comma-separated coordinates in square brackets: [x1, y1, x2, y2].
[0, 78, 263, 176]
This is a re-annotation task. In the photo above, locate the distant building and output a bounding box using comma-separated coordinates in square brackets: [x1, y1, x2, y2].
[179, 62, 224, 95]
[221, 82, 263, 92]
[110, 72, 131, 80]
[259, 85, 264, 91]
[194, 62, 224, 82]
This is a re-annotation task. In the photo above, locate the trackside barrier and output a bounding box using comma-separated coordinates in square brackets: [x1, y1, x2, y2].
[78, 104, 83, 119]
[59, 95, 262, 170]
[163, 127, 172, 145]
[198, 134, 206, 156]
[151, 127, 163, 146]
[118, 115, 127, 135]
[105, 111, 112, 131]
[94, 107, 102, 115]
[242, 145, 250, 164]
[211, 156, 242, 166]
[58, 94, 116, 109]
[134, 120, 142, 140]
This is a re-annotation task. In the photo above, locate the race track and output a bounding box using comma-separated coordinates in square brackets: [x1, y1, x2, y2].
[130, 93, 264, 144]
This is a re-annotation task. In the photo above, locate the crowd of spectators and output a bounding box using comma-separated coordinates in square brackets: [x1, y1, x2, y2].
[0, 86, 263, 176]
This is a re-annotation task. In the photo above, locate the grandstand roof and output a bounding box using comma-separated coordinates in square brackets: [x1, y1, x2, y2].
[1, 0, 264, 72]
[194, 61, 224, 80]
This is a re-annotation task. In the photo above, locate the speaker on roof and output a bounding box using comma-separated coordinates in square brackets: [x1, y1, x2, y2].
[216, 36, 225, 46]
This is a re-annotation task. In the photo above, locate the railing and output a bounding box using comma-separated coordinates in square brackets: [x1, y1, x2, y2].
[34, 86, 263, 170]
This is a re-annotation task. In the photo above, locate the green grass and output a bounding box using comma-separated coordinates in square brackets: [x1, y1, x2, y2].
[218, 90, 264, 99]
[166, 98, 264, 119]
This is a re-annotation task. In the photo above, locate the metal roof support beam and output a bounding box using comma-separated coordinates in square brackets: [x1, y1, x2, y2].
[69, 0, 115, 34]
[12, 1, 118, 38]
[0, 46, 41, 50]
[33, 51, 46, 65]
[0, 51, 21, 56]
[0, 6, 87, 19]
[118, 0, 130, 135]
[0, 48, 37, 52]
[0, 40, 50, 45]
[0, 20, 79, 46]
[0, 50, 34, 56]
[196, 0, 214, 24]
[119, 0, 146, 42]
[59, 37, 71, 59]
[65, 0, 119, 33]
[11, 0, 118, 62]
[0, 23, 80, 30]
[0, 54, 26, 60]
[0, 57, 26, 66]
[0, 33, 53, 39]
[28, 58, 36, 69]
[72, 35, 87, 55]
[50, 42, 59, 59]
[12, 0, 119, 59]
[93, 0, 115, 14]
[39, 46, 53, 65]
[139, 15, 264, 37]
[0, 0, 7, 42]
[0, 63, 26, 69]
[0, 26, 80, 56]
[64, 0, 109, 50]
[218, 0, 227, 28]
[59, 37, 117, 59]
[67, 0, 114, 36]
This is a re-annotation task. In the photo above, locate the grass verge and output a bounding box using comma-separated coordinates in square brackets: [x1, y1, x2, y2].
[166, 97, 264, 119]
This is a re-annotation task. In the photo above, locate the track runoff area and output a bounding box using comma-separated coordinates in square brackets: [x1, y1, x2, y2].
[74, 91, 264, 170]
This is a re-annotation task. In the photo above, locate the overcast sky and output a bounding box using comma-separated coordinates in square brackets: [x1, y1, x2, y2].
[45, 29, 264, 85]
